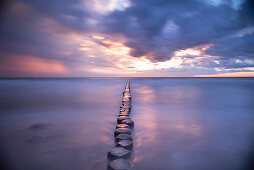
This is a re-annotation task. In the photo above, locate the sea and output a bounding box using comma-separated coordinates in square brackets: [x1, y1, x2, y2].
[0, 78, 254, 170]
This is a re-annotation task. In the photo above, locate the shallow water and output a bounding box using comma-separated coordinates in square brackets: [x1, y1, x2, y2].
[0, 78, 254, 170]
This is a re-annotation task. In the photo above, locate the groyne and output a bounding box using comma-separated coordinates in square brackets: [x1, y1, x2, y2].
[107, 80, 134, 170]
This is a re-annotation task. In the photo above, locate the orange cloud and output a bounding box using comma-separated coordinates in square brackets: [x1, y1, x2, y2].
[0, 54, 67, 75]
[195, 72, 254, 77]
[175, 44, 213, 57]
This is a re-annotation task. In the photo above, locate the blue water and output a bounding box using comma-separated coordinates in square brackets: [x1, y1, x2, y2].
[0, 78, 254, 170]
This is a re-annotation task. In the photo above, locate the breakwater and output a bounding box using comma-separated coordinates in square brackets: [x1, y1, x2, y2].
[107, 80, 134, 170]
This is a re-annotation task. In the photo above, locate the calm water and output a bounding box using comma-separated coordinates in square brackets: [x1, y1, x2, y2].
[0, 78, 254, 170]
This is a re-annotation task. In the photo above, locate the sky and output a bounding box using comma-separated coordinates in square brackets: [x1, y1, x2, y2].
[0, 0, 254, 77]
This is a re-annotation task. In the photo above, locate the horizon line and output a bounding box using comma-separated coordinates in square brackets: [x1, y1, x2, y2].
[1, 76, 254, 79]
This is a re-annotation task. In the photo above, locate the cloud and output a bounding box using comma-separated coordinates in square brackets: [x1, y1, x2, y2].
[100, 0, 252, 61]
[0, 0, 253, 76]
[195, 71, 254, 77]
[0, 54, 67, 76]
[207, 29, 254, 60]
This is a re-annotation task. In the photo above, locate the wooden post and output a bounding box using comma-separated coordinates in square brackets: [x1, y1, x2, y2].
[107, 80, 134, 169]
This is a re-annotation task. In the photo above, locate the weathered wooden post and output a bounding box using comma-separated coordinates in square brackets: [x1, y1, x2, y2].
[107, 80, 134, 170]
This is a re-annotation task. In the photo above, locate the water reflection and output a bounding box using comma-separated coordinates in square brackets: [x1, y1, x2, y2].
[131, 78, 254, 170]
[135, 86, 157, 143]
[133, 86, 159, 166]
[0, 78, 254, 170]
[133, 85, 204, 168]
[135, 86, 155, 103]
[0, 78, 125, 170]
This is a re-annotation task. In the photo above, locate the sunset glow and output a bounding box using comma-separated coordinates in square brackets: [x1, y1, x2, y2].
[0, 0, 253, 77]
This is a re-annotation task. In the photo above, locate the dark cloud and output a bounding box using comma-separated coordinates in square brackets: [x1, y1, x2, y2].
[240, 0, 254, 24]
[125, 41, 146, 57]
[100, 0, 253, 61]
[207, 31, 254, 60]
[19, 0, 93, 31]
[0, 0, 86, 65]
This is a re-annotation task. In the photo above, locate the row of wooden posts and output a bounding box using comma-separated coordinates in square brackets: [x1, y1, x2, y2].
[107, 80, 134, 170]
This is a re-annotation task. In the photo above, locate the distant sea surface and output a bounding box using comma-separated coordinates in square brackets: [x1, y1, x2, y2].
[0, 78, 254, 170]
